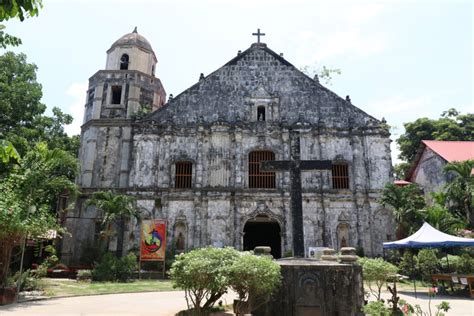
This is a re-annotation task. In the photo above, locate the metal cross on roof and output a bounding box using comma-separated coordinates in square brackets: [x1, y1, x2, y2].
[252, 28, 265, 43]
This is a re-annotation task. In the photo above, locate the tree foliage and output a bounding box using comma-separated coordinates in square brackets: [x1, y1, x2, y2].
[170, 247, 240, 312]
[359, 257, 398, 301]
[380, 183, 426, 238]
[0, 52, 79, 159]
[229, 252, 281, 314]
[170, 247, 281, 314]
[422, 203, 465, 235]
[85, 191, 140, 258]
[397, 109, 474, 162]
[91, 252, 137, 282]
[0, 142, 77, 287]
[443, 160, 474, 227]
[0, 0, 42, 21]
[0, 0, 43, 48]
[416, 249, 439, 282]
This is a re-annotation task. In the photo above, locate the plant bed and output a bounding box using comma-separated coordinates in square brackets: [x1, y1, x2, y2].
[0, 287, 17, 305]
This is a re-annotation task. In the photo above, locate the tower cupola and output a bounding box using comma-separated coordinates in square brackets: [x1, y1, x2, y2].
[105, 27, 157, 76]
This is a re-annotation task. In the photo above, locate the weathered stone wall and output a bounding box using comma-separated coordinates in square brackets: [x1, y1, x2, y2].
[126, 121, 393, 257]
[253, 259, 364, 316]
[64, 41, 394, 263]
[412, 148, 448, 195]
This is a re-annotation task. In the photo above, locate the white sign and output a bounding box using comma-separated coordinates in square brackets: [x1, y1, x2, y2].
[308, 247, 327, 260]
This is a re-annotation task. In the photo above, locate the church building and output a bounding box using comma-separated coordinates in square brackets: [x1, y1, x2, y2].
[61, 28, 394, 262]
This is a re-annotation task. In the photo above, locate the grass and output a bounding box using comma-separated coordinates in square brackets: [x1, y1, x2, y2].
[41, 278, 177, 297]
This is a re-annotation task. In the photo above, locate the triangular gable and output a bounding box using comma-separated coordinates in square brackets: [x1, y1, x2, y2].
[142, 43, 381, 129]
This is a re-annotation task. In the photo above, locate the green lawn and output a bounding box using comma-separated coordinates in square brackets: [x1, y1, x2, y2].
[41, 278, 177, 297]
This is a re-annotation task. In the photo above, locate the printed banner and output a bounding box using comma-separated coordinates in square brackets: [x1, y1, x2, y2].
[140, 220, 167, 261]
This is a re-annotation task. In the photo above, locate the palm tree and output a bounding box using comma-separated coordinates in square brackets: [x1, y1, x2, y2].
[443, 160, 474, 227]
[422, 203, 465, 235]
[380, 183, 426, 239]
[85, 191, 140, 258]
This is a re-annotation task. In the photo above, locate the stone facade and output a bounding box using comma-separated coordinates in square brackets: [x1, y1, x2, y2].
[409, 147, 448, 195]
[61, 30, 395, 263]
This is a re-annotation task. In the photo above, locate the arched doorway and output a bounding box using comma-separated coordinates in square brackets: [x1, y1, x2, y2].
[243, 215, 281, 258]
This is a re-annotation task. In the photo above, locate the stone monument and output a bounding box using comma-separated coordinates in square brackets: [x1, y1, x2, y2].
[252, 257, 364, 315]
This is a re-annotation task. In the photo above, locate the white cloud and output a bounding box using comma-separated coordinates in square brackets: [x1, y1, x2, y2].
[64, 82, 88, 136]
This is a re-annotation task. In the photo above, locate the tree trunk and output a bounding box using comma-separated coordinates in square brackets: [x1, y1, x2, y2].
[116, 216, 125, 258]
[0, 236, 20, 287]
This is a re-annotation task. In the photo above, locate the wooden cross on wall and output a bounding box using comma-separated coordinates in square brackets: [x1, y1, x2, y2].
[261, 135, 332, 258]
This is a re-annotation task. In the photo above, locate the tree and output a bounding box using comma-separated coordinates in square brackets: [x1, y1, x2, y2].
[85, 191, 140, 258]
[0, 142, 77, 287]
[229, 252, 281, 314]
[443, 160, 474, 227]
[0, 52, 79, 158]
[0, 139, 20, 175]
[397, 109, 474, 162]
[359, 257, 398, 301]
[393, 162, 411, 180]
[380, 183, 426, 239]
[170, 247, 240, 313]
[422, 203, 465, 235]
[0, 0, 43, 48]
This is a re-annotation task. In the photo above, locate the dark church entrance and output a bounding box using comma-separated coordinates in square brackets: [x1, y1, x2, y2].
[243, 215, 281, 258]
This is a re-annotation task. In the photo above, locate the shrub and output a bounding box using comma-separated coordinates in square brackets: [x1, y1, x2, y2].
[76, 269, 92, 282]
[228, 252, 281, 314]
[398, 250, 418, 277]
[92, 253, 137, 282]
[170, 247, 240, 312]
[456, 254, 474, 274]
[33, 264, 48, 278]
[115, 253, 138, 282]
[10, 270, 43, 291]
[359, 257, 398, 301]
[417, 249, 439, 281]
[79, 240, 103, 265]
[362, 301, 391, 315]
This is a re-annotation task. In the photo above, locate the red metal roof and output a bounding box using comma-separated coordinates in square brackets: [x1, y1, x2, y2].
[422, 140, 474, 162]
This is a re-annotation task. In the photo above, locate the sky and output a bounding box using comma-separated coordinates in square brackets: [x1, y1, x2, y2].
[2, 0, 473, 163]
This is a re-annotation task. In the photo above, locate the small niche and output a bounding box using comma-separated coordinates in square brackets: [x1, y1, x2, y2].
[257, 106, 266, 121]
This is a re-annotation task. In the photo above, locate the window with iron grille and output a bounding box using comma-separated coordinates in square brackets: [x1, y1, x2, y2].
[249, 151, 275, 189]
[175, 161, 192, 188]
[332, 163, 349, 189]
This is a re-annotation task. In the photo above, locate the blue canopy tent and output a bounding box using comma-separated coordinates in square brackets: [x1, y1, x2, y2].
[383, 222, 474, 249]
[383, 222, 474, 297]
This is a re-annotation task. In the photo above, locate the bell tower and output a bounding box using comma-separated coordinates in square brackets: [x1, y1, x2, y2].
[79, 28, 166, 188]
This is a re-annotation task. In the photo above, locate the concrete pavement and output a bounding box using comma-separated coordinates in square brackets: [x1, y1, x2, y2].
[1, 289, 473, 315]
[0, 291, 236, 316]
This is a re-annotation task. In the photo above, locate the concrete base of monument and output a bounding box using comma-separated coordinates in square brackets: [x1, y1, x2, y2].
[251, 258, 364, 316]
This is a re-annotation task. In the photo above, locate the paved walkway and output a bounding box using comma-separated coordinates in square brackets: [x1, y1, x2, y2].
[0, 291, 236, 316]
[1, 290, 473, 315]
[380, 291, 474, 316]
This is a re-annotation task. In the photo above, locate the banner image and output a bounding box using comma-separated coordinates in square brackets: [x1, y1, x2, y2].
[140, 220, 167, 261]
